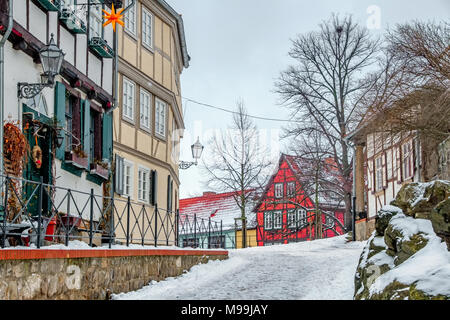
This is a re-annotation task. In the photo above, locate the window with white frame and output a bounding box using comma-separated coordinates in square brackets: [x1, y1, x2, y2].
[287, 210, 296, 228]
[140, 89, 151, 130]
[402, 141, 413, 180]
[324, 213, 335, 227]
[274, 183, 283, 198]
[138, 167, 150, 203]
[155, 98, 167, 138]
[297, 209, 307, 227]
[375, 156, 383, 191]
[264, 212, 273, 230]
[123, 160, 134, 198]
[122, 78, 135, 121]
[89, 0, 103, 38]
[286, 181, 296, 197]
[142, 7, 153, 49]
[124, 0, 136, 35]
[273, 211, 282, 229]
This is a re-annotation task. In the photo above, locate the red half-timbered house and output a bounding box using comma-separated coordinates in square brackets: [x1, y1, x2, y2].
[254, 154, 346, 246]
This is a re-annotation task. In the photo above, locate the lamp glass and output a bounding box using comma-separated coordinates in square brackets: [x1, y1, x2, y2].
[39, 34, 64, 77]
[191, 137, 204, 161]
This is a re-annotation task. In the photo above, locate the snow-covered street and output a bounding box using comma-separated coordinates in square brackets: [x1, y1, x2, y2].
[113, 235, 366, 300]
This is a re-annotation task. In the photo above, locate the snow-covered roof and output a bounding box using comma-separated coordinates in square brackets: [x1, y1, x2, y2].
[180, 191, 257, 231]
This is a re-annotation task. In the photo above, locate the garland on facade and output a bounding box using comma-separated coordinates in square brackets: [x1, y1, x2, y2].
[3, 122, 29, 222]
[4, 122, 29, 176]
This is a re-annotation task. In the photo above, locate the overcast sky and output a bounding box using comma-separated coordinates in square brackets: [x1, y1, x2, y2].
[167, 0, 450, 199]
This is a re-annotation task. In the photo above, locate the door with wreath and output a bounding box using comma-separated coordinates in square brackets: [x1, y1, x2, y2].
[22, 102, 53, 218]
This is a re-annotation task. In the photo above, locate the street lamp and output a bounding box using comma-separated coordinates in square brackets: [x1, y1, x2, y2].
[18, 34, 65, 99]
[179, 137, 204, 170]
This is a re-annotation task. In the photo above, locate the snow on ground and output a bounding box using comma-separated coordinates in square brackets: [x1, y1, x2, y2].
[113, 235, 366, 300]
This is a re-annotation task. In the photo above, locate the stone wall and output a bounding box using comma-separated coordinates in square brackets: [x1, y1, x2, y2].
[0, 248, 228, 300]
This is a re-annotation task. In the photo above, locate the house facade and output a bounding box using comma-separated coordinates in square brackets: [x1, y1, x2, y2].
[348, 118, 426, 240]
[112, 0, 189, 244]
[0, 0, 114, 224]
[254, 154, 346, 246]
[179, 191, 257, 249]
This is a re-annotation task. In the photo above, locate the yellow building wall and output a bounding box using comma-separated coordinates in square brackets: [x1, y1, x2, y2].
[235, 229, 258, 249]
[113, 1, 185, 246]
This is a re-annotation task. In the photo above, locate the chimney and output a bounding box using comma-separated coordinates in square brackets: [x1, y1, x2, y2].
[202, 191, 217, 196]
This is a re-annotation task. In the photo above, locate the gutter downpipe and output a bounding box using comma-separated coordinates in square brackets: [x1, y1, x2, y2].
[107, 0, 135, 115]
[344, 131, 360, 242]
[0, 2, 13, 195]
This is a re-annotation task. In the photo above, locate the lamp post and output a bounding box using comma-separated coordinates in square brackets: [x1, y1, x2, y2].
[17, 34, 65, 99]
[179, 137, 204, 170]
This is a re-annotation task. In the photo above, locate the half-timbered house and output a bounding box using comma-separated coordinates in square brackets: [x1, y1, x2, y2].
[254, 154, 346, 246]
[0, 1, 114, 226]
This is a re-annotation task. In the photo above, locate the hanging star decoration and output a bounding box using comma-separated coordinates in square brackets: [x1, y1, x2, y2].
[102, 3, 124, 32]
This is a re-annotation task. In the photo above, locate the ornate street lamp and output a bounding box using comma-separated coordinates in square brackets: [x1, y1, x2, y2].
[179, 137, 204, 170]
[18, 34, 65, 99]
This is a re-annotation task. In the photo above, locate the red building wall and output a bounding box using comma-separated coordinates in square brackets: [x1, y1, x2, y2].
[255, 158, 345, 246]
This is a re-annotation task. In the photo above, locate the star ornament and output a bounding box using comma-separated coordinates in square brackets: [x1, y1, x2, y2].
[102, 4, 124, 32]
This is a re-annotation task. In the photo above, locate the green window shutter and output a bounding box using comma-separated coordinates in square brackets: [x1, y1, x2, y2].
[151, 170, 158, 206]
[83, 99, 91, 163]
[54, 82, 66, 160]
[102, 112, 113, 161]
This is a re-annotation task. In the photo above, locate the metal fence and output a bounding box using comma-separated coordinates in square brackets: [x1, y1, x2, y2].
[0, 174, 223, 249]
[178, 213, 225, 249]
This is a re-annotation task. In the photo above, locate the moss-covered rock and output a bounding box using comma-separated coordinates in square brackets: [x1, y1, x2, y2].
[396, 233, 428, 265]
[370, 282, 449, 300]
[375, 206, 402, 236]
[355, 181, 450, 300]
[391, 180, 450, 218]
[431, 198, 450, 249]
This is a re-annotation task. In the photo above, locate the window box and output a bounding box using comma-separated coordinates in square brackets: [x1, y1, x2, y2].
[89, 37, 114, 58]
[59, 8, 87, 34]
[65, 151, 88, 169]
[90, 163, 109, 180]
[36, 0, 59, 11]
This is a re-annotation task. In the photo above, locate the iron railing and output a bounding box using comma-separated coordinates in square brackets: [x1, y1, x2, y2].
[0, 174, 223, 249]
[178, 213, 225, 249]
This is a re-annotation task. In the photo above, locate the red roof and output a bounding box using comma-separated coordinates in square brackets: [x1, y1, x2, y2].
[179, 190, 257, 230]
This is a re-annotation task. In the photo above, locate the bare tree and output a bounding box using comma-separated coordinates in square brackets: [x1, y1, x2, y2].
[275, 14, 380, 229]
[290, 129, 347, 239]
[361, 21, 450, 139]
[202, 101, 272, 248]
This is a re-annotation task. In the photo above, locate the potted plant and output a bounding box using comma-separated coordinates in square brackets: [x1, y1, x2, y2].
[90, 159, 109, 180]
[65, 146, 88, 169]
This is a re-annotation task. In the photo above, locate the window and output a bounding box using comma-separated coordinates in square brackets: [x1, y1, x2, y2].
[140, 89, 151, 130]
[287, 210, 297, 228]
[155, 98, 167, 138]
[142, 7, 153, 49]
[273, 211, 282, 230]
[375, 156, 383, 191]
[124, 0, 136, 35]
[297, 209, 307, 227]
[209, 235, 225, 249]
[274, 183, 283, 198]
[183, 238, 200, 248]
[324, 214, 335, 227]
[402, 142, 413, 180]
[122, 78, 135, 121]
[89, 1, 103, 39]
[123, 160, 134, 198]
[264, 212, 273, 230]
[138, 167, 150, 203]
[65, 95, 73, 152]
[287, 181, 296, 197]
